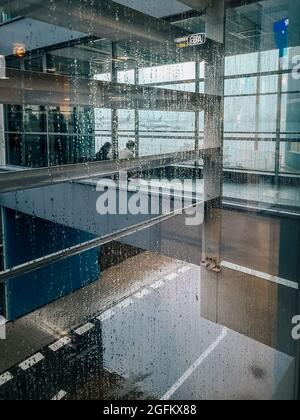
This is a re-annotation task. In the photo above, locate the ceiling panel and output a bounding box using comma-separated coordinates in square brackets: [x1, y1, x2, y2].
[112, 0, 191, 18]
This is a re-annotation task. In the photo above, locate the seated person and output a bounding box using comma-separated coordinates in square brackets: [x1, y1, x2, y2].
[119, 140, 135, 160]
[95, 142, 112, 161]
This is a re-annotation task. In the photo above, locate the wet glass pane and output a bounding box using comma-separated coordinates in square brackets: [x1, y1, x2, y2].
[0, 0, 299, 403]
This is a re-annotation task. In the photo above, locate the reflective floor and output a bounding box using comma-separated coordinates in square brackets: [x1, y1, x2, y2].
[0, 0, 299, 402]
[0, 247, 296, 400]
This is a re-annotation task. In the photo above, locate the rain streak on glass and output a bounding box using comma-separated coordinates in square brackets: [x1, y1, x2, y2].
[0, 0, 299, 402]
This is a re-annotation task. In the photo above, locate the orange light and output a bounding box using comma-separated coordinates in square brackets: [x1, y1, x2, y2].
[13, 44, 26, 58]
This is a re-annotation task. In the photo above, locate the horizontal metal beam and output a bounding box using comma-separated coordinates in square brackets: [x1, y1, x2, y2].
[0, 69, 209, 111]
[0, 0, 217, 60]
[1, 0, 183, 44]
[0, 148, 218, 194]
[0, 202, 202, 283]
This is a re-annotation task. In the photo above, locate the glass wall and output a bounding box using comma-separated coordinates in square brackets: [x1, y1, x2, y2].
[0, 1, 15, 24]
[4, 49, 203, 166]
[0, 0, 299, 402]
[4, 38, 299, 177]
[223, 47, 300, 175]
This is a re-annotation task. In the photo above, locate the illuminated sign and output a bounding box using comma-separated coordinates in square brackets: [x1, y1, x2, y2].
[175, 33, 207, 48]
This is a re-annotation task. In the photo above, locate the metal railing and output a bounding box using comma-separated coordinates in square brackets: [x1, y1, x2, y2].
[0, 148, 218, 194]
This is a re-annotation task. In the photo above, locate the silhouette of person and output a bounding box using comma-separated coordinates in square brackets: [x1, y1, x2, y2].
[95, 142, 112, 161]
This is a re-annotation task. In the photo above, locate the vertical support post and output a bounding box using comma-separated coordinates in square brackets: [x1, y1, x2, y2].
[275, 57, 283, 183]
[134, 67, 140, 158]
[111, 42, 119, 160]
[254, 4, 263, 153]
[194, 60, 200, 166]
[0, 55, 6, 166]
[254, 51, 262, 152]
[0, 208, 8, 320]
[201, 0, 225, 323]
[20, 57, 26, 166]
[42, 52, 51, 167]
[202, 43, 224, 266]
[205, 0, 225, 44]
[0, 105, 5, 167]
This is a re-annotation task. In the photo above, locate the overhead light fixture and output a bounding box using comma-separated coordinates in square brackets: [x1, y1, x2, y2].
[13, 43, 26, 58]
[110, 96, 122, 101]
[112, 56, 130, 62]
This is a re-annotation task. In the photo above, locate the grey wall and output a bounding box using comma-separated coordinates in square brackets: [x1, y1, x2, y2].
[0, 180, 162, 252]
[0, 18, 85, 57]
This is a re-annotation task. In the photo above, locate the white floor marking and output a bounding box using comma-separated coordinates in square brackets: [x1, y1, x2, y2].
[150, 280, 164, 290]
[97, 309, 115, 322]
[164, 272, 178, 282]
[52, 390, 67, 400]
[0, 372, 13, 386]
[222, 261, 299, 290]
[74, 322, 94, 336]
[161, 328, 228, 401]
[116, 298, 133, 310]
[19, 353, 45, 371]
[49, 336, 72, 352]
[134, 289, 151, 299]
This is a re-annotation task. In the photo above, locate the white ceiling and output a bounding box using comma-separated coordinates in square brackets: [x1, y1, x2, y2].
[112, 0, 192, 18]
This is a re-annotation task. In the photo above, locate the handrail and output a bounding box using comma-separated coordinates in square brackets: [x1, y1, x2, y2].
[0, 202, 203, 283]
[0, 148, 218, 194]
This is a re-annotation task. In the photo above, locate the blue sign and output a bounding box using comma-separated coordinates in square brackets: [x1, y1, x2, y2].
[274, 18, 289, 57]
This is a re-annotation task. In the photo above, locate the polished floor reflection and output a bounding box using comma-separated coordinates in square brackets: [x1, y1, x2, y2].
[0, 249, 296, 400]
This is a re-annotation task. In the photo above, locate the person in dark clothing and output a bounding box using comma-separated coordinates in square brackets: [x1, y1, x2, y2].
[95, 142, 112, 161]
